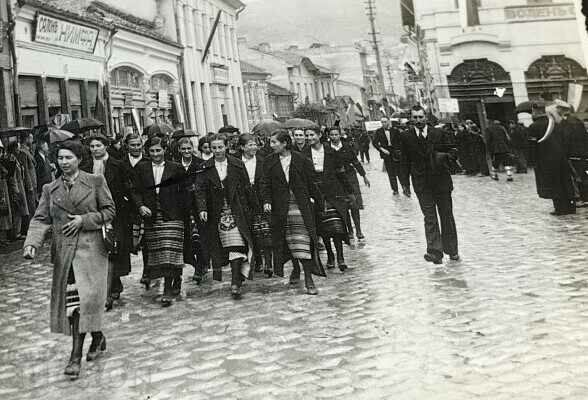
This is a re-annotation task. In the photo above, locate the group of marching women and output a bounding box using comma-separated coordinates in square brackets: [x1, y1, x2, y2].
[22, 125, 370, 378]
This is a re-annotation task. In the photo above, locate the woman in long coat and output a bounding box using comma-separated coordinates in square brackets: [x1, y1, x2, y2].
[239, 133, 273, 278]
[328, 127, 370, 240]
[23, 140, 115, 378]
[303, 131, 352, 271]
[261, 129, 326, 295]
[177, 137, 208, 283]
[82, 134, 132, 310]
[195, 134, 257, 299]
[132, 136, 188, 307]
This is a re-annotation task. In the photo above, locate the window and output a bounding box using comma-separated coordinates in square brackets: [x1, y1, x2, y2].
[110, 67, 142, 89]
[87, 81, 98, 119]
[150, 74, 171, 92]
[69, 80, 82, 119]
[221, 104, 228, 126]
[466, 0, 481, 26]
[19, 76, 39, 126]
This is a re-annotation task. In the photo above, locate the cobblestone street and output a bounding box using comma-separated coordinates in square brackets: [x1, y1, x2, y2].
[1, 165, 588, 400]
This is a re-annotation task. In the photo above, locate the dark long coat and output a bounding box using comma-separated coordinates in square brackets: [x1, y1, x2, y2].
[34, 151, 53, 194]
[528, 116, 576, 200]
[24, 172, 115, 335]
[260, 151, 325, 277]
[400, 126, 455, 194]
[180, 156, 206, 266]
[485, 123, 511, 155]
[332, 143, 366, 209]
[82, 156, 132, 277]
[302, 144, 352, 240]
[195, 156, 257, 274]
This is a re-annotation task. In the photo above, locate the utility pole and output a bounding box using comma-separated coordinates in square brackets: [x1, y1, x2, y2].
[385, 64, 398, 109]
[364, 0, 387, 103]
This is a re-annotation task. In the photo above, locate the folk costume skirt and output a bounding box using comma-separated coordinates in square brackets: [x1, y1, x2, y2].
[284, 191, 312, 260]
[218, 200, 247, 261]
[143, 214, 185, 280]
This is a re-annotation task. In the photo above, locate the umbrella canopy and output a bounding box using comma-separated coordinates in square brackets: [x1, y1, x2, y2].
[49, 128, 75, 144]
[252, 120, 283, 138]
[143, 123, 173, 137]
[218, 125, 240, 134]
[61, 118, 104, 134]
[283, 118, 319, 130]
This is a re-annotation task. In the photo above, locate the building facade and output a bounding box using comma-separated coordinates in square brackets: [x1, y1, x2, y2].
[175, 0, 247, 134]
[415, 0, 587, 126]
[240, 60, 271, 126]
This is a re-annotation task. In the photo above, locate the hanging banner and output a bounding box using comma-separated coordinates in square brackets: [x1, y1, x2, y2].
[34, 13, 99, 53]
[365, 121, 382, 131]
[438, 98, 460, 113]
[567, 83, 583, 112]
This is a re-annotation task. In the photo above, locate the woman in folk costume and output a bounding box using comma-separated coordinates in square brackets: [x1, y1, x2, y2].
[131, 136, 189, 307]
[328, 127, 371, 241]
[177, 137, 209, 284]
[23, 140, 115, 378]
[239, 133, 273, 278]
[261, 130, 326, 295]
[82, 134, 132, 311]
[195, 134, 257, 300]
[303, 129, 353, 272]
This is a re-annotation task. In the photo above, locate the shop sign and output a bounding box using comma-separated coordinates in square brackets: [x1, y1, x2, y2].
[124, 93, 134, 107]
[158, 90, 169, 108]
[438, 98, 460, 113]
[34, 13, 99, 53]
[504, 4, 575, 23]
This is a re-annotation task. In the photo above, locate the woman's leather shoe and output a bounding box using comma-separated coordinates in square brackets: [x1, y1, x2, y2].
[86, 336, 106, 362]
[64, 358, 81, 377]
[161, 296, 172, 307]
[306, 286, 318, 295]
[326, 261, 336, 269]
[338, 263, 348, 272]
[231, 285, 242, 300]
[140, 276, 151, 290]
[424, 253, 443, 264]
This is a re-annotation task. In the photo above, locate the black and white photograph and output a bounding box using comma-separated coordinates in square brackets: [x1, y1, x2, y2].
[1, 0, 588, 398]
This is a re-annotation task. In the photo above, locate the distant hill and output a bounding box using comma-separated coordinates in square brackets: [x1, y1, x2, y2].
[238, 0, 403, 48]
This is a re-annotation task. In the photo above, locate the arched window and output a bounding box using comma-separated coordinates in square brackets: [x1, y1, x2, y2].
[150, 74, 172, 92]
[110, 66, 143, 89]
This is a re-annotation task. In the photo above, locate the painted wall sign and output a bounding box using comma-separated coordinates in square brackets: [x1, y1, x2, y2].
[504, 4, 575, 23]
[34, 13, 99, 53]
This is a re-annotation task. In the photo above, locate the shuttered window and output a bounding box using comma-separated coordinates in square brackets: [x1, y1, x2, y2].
[19, 77, 38, 108]
[46, 78, 61, 107]
[68, 80, 82, 106]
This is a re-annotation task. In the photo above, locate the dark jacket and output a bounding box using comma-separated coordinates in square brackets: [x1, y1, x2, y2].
[509, 124, 528, 150]
[292, 143, 309, 154]
[563, 115, 588, 159]
[486, 122, 511, 155]
[331, 143, 366, 177]
[81, 156, 133, 276]
[131, 161, 188, 223]
[400, 125, 455, 194]
[373, 126, 403, 161]
[241, 154, 265, 210]
[195, 156, 257, 270]
[260, 151, 324, 277]
[34, 151, 53, 193]
[528, 116, 575, 200]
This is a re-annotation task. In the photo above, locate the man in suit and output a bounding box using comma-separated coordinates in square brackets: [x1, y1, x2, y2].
[401, 105, 460, 264]
[34, 139, 54, 196]
[373, 117, 410, 196]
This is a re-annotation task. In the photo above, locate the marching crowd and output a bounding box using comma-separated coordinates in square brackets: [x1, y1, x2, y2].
[9, 99, 587, 379]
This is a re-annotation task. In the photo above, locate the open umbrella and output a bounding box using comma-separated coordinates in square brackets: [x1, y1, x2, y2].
[283, 118, 319, 130]
[49, 128, 75, 143]
[252, 120, 283, 138]
[61, 118, 104, 134]
[143, 123, 173, 137]
[218, 125, 240, 134]
[516, 100, 545, 114]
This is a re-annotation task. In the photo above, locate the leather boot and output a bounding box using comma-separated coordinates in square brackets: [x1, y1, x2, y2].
[230, 259, 242, 299]
[86, 331, 107, 361]
[64, 311, 85, 378]
[302, 260, 318, 295]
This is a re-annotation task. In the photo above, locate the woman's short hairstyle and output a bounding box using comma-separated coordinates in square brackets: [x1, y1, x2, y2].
[177, 137, 193, 148]
[209, 133, 227, 145]
[238, 133, 256, 147]
[271, 129, 292, 150]
[198, 136, 210, 151]
[144, 135, 167, 150]
[87, 135, 110, 146]
[57, 140, 84, 160]
[124, 133, 141, 145]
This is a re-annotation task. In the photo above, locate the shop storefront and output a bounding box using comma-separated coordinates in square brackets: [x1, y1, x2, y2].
[15, 5, 106, 127]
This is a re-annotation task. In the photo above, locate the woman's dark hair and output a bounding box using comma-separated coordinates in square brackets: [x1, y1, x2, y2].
[177, 137, 193, 147]
[328, 126, 340, 133]
[198, 136, 210, 151]
[56, 140, 84, 160]
[6, 140, 18, 154]
[238, 133, 256, 147]
[271, 129, 292, 150]
[124, 133, 142, 145]
[144, 135, 167, 150]
[86, 135, 110, 146]
[209, 133, 227, 145]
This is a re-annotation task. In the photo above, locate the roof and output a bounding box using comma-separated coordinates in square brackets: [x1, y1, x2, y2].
[267, 82, 294, 96]
[240, 61, 270, 75]
[19, 0, 182, 48]
[270, 50, 336, 76]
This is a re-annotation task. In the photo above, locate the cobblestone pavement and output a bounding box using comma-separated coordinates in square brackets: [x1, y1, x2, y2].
[1, 164, 588, 400]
